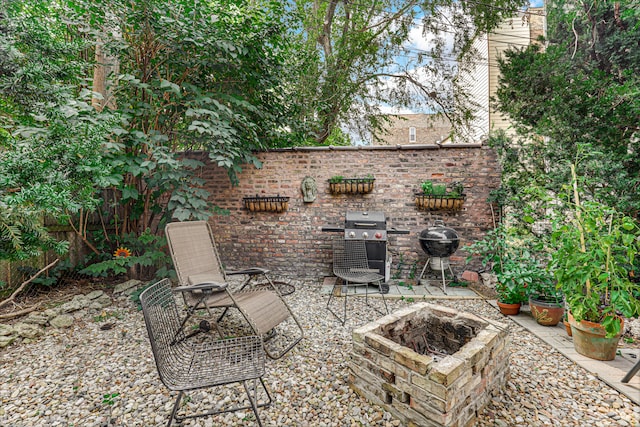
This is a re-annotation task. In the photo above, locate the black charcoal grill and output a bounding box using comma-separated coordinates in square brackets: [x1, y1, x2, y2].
[418, 220, 460, 293]
[322, 211, 409, 281]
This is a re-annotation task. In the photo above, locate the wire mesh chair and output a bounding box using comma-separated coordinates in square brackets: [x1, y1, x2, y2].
[165, 220, 303, 359]
[140, 279, 271, 427]
[327, 239, 389, 325]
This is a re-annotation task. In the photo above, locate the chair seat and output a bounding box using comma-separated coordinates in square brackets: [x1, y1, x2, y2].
[203, 290, 291, 335]
[335, 271, 384, 284]
[162, 335, 266, 391]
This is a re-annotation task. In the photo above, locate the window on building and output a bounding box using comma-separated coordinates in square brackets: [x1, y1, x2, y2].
[409, 127, 416, 142]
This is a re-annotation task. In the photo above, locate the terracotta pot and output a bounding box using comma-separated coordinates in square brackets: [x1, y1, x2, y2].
[563, 320, 572, 336]
[529, 298, 565, 326]
[567, 312, 623, 361]
[497, 301, 521, 315]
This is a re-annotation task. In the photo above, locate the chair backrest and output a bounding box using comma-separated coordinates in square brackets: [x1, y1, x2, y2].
[165, 221, 227, 286]
[140, 279, 189, 389]
[333, 239, 371, 275]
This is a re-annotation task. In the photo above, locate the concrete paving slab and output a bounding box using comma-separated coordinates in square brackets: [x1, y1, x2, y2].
[321, 276, 480, 297]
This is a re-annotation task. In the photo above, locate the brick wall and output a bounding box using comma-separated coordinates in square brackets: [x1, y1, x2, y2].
[190, 143, 499, 281]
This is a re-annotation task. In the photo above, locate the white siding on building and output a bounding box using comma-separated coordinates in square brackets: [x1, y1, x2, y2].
[459, 33, 490, 143]
[488, 14, 533, 134]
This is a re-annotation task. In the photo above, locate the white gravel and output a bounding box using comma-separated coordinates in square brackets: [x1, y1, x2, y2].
[0, 280, 639, 426]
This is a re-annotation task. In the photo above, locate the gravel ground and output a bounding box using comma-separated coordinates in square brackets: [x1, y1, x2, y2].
[1, 280, 639, 427]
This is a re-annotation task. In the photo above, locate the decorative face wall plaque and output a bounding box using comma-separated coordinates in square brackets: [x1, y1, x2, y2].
[301, 176, 317, 203]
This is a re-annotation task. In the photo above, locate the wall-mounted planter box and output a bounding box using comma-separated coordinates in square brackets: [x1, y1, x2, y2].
[243, 195, 289, 213]
[328, 178, 375, 195]
[415, 194, 465, 211]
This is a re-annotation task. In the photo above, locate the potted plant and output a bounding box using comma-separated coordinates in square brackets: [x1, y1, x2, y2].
[528, 269, 565, 326]
[466, 223, 533, 315]
[494, 257, 531, 315]
[328, 175, 375, 195]
[415, 180, 465, 211]
[562, 312, 572, 336]
[328, 175, 345, 194]
[550, 167, 640, 360]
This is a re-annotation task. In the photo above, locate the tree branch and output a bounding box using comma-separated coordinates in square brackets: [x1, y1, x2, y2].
[0, 258, 60, 309]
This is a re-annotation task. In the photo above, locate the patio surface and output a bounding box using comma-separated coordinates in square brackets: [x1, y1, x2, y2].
[322, 276, 640, 406]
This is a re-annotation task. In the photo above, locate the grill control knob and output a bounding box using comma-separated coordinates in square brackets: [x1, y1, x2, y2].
[348, 231, 356, 238]
[362, 232, 369, 239]
[375, 232, 382, 239]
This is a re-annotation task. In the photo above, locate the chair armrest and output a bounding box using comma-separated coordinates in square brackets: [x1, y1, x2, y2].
[175, 282, 228, 293]
[226, 267, 270, 276]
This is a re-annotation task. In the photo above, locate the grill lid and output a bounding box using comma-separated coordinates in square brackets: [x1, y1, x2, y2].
[418, 220, 460, 257]
[345, 211, 386, 229]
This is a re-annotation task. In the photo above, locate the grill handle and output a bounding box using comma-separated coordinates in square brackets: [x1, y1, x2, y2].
[352, 222, 377, 227]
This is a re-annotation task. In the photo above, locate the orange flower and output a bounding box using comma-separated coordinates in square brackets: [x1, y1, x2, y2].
[113, 247, 132, 258]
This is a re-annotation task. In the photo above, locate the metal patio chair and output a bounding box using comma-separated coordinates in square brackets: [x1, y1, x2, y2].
[327, 239, 389, 325]
[140, 279, 271, 427]
[165, 220, 303, 360]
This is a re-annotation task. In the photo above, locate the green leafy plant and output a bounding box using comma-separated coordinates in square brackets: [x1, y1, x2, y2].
[329, 175, 344, 184]
[432, 184, 447, 196]
[466, 221, 550, 305]
[450, 182, 465, 198]
[550, 169, 640, 338]
[80, 229, 172, 281]
[420, 180, 465, 198]
[528, 270, 563, 305]
[102, 392, 119, 406]
[421, 180, 434, 194]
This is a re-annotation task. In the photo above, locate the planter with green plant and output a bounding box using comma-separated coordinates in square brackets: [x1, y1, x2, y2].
[415, 180, 465, 210]
[550, 167, 640, 360]
[328, 175, 375, 195]
[466, 223, 541, 316]
[528, 269, 565, 326]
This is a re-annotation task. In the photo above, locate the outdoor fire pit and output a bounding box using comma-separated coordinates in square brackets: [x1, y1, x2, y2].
[350, 303, 510, 427]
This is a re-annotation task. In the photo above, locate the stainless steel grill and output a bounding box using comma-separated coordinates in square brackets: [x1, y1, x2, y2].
[322, 211, 409, 282]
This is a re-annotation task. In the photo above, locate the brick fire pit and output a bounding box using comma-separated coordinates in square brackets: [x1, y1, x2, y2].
[350, 303, 510, 427]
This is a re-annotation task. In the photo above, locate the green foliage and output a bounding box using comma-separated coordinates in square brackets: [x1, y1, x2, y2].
[79, 229, 172, 280]
[431, 184, 447, 196]
[102, 392, 119, 406]
[420, 180, 464, 198]
[493, 0, 640, 217]
[0, 0, 114, 261]
[466, 220, 554, 304]
[550, 179, 640, 338]
[0, 198, 68, 261]
[1, 0, 307, 273]
[16, 259, 75, 287]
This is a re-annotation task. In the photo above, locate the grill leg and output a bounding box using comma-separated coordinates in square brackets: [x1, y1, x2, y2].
[419, 257, 430, 282]
[440, 259, 447, 294]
